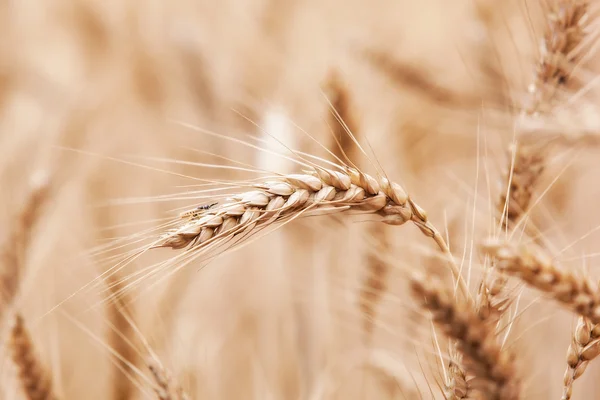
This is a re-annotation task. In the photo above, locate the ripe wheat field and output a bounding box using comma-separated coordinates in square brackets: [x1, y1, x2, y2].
[1, 0, 600, 399]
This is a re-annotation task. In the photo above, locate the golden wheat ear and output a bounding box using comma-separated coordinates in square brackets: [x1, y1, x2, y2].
[153, 156, 469, 296]
[482, 241, 600, 323]
[483, 240, 600, 398]
[499, 0, 591, 229]
[410, 274, 521, 400]
[562, 316, 600, 400]
[9, 313, 59, 400]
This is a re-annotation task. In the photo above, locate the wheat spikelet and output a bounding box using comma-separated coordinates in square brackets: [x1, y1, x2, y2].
[9, 314, 59, 400]
[445, 351, 470, 400]
[411, 275, 520, 400]
[562, 317, 600, 399]
[527, 0, 590, 114]
[0, 172, 50, 323]
[499, 0, 590, 228]
[324, 70, 360, 163]
[148, 358, 189, 400]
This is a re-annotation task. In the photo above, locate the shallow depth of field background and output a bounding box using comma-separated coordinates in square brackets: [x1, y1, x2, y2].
[1, 0, 600, 398]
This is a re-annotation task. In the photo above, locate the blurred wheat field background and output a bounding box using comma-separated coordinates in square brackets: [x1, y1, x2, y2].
[2, 0, 600, 399]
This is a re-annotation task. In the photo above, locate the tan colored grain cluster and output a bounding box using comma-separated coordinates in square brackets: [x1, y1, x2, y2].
[411, 275, 520, 400]
[563, 317, 600, 399]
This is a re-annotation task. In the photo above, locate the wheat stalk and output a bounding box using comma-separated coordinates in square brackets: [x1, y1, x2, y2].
[410, 274, 520, 399]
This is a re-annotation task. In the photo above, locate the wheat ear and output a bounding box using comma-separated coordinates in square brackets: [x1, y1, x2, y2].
[499, 0, 590, 228]
[444, 347, 470, 400]
[0, 172, 50, 323]
[411, 275, 520, 400]
[483, 241, 600, 324]
[9, 314, 59, 400]
[157, 164, 468, 296]
[483, 240, 600, 398]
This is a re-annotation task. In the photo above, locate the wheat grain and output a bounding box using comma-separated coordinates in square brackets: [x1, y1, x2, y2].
[499, 0, 590, 229]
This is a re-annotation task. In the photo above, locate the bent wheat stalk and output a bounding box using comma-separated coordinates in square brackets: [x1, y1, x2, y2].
[155, 164, 468, 296]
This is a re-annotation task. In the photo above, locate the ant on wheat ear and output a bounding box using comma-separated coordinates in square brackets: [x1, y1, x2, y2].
[178, 202, 218, 219]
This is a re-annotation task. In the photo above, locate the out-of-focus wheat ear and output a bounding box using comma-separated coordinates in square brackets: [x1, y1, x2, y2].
[361, 49, 475, 107]
[482, 241, 600, 324]
[323, 70, 360, 163]
[358, 226, 390, 344]
[103, 279, 139, 400]
[9, 314, 59, 400]
[562, 317, 600, 399]
[526, 0, 590, 115]
[147, 357, 189, 400]
[410, 274, 520, 400]
[499, 0, 590, 229]
[498, 143, 546, 229]
[0, 171, 51, 323]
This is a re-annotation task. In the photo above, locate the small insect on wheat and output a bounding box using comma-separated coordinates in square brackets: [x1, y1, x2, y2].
[178, 202, 218, 219]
